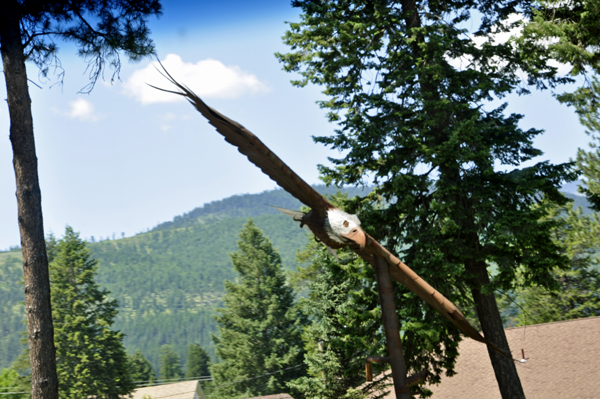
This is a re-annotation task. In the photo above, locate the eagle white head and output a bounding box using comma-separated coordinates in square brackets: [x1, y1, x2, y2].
[325, 208, 366, 247]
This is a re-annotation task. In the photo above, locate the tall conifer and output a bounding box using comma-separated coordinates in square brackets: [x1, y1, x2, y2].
[514, 205, 600, 325]
[50, 227, 134, 398]
[1, 3, 160, 396]
[185, 343, 211, 379]
[158, 344, 182, 381]
[128, 350, 156, 386]
[278, 2, 576, 397]
[210, 220, 306, 399]
[289, 245, 389, 399]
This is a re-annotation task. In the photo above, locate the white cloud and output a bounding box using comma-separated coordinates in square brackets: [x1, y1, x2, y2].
[446, 14, 571, 76]
[66, 98, 99, 121]
[123, 54, 270, 104]
[474, 13, 525, 47]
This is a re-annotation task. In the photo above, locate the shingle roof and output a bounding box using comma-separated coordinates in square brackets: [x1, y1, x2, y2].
[384, 316, 600, 398]
[129, 382, 292, 399]
[129, 380, 202, 399]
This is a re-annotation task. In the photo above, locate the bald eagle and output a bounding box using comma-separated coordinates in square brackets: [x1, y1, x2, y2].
[151, 70, 512, 360]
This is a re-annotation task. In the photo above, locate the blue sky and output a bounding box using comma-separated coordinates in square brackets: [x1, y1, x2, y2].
[0, 1, 591, 249]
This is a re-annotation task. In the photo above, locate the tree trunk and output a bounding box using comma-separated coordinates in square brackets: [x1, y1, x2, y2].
[396, 0, 527, 396]
[373, 256, 410, 399]
[0, 3, 59, 399]
[468, 260, 526, 399]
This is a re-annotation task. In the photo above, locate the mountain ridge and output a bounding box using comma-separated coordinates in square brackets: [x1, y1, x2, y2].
[150, 185, 371, 232]
[0, 185, 590, 371]
[0, 185, 370, 371]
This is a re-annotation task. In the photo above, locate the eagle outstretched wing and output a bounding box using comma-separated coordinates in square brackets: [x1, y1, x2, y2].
[153, 70, 516, 361]
[150, 69, 333, 217]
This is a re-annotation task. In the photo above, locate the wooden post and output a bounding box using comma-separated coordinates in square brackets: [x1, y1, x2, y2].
[373, 255, 410, 399]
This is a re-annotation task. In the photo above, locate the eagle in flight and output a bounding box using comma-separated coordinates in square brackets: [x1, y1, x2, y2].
[152, 70, 512, 359]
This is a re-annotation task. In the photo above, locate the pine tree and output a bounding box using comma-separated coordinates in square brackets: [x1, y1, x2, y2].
[517, 1, 600, 206]
[210, 220, 306, 399]
[0, 368, 25, 399]
[0, 3, 160, 397]
[289, 244, 389, 399]
[277, 2, 575, 397]
[128, 351, 156, 386]
[158, 344, 182, 381]
[50, 226, 134, 399]
[515, 205, 600, 325]
[185, 344, 211, 379]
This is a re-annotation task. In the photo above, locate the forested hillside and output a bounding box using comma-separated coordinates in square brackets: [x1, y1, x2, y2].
[0, 251, 25, 372]
[0, 185, 369, 371]
[151, 185, 370, 232]
[94, 214, 308, 368]
[0, 185, 586, 371]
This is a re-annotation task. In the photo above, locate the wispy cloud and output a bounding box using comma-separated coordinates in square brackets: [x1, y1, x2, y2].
[65, 98, 99, 121]
[446, 14, 571, 76]
[123, 54, 270, 104]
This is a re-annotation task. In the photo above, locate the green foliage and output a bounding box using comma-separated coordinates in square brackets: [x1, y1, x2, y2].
[152, 186, 370, 232]
[518, 0, 600, 324]
[518, 1, 600, 209]
[516, 266, 600, 325]
[0, 186, 368, 373]
[564, 77, 600, 212]
[518, 0, 600, 76]
[0, 368, 25, 399]
[158, 344, 182, 381]
[514, 204, 600, 326]
[92, 213, 309, 368]
[518, 0, 600, 321]
[186, 344, 211, 379]
[289, 246, 388, 399]
[128, 350, 155, 385]
[16, 0, 161, 92]
[278, 1, 576, 393]
[116, 309, 216, 374]
[210, 220, 306, 399]
[7, 346, 31, 399]
[0, 252, 26, 371]
[50, 226, 134, 399]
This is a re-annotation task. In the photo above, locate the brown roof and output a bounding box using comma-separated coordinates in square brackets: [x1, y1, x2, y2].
[130, 381, 291, 399]
[383, 316, 600, 398]
[129, 380, 203, 399]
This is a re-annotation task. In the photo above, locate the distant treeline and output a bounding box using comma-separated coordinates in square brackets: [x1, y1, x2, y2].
[151, 185, 371, 232]
[0, 185, 370, 370]
[0, 185, 586, 370]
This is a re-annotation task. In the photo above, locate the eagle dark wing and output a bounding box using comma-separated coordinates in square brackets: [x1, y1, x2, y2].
[153, 69, 514, 361]
[151, 71, 333, 215]
[364, 238, 515, 360]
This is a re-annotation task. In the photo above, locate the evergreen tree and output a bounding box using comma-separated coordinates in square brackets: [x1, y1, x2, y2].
[515, 205, 600, 325]
[7, 336, 32, 399]
[289, 244, 389, 399]
[277, 2, 575, 397]
[0, 368, 25, 399]
[518, 0, 600, 76]
[50, 226, 134, 399]
[210, 220, 306, 399]
[128, 351, 156, 386]
[158, 344, 182, 381]
[518, 1, 600, 206]
[563, 76, 600, 213]
[185, 344, 211, 379]
[0, 3, 160, 397]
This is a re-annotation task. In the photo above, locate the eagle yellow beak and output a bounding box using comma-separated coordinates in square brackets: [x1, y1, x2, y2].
[341, 227, 367, 249]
